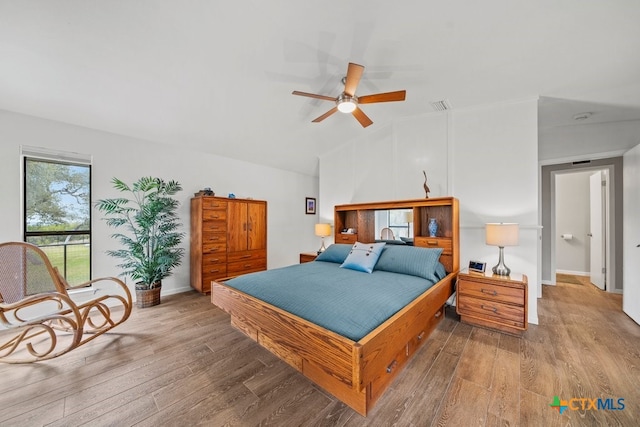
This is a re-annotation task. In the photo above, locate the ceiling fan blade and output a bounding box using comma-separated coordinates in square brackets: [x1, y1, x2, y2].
[292, 91, 336, 101]
[312, 107, 338, 123]
[352, 107, 373, 128]
[344, 63, 364, 97]
[358, 90, 406, 104]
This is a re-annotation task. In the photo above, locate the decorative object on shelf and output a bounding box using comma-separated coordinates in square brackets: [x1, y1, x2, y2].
[485, 222, 519, 276]
[194, 187, 214, 197]
[228, 193, 236, 199]
[423, 170, 430, 198]
[315, 223, 331, 254]
[428, 218, 438, 237]
[95, 177, 185, 308]
[306, 197, 316, 214]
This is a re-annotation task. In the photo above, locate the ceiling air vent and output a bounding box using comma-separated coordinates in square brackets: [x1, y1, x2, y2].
[431, 99, 452, 112]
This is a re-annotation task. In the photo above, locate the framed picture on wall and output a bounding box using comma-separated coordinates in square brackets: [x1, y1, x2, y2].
[305, 197, 316, 214]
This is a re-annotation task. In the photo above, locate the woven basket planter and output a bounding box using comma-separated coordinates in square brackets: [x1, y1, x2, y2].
[135, 283, 161, 308]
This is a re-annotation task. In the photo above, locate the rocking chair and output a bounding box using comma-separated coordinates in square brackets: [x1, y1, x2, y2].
[0, 241, 132, 363]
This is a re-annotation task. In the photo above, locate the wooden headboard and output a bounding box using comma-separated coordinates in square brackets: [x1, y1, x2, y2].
[333, 197, 459, 273]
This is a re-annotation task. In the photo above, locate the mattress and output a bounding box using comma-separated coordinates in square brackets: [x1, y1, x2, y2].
[224, 261, 440, 341]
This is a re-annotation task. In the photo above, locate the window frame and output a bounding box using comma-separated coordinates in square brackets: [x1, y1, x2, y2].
[22, 153, 92, 283]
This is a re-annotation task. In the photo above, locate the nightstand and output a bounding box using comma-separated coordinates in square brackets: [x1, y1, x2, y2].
[299, 252, 318, 263]
[456, 269, 528, 335]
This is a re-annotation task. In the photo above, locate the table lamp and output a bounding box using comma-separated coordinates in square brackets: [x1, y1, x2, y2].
[485, 223, 519, 276]
[402, 211, 413, 237]
[315, 223, 331, 254]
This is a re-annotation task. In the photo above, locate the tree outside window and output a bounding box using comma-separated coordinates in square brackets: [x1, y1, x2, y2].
[24, 157, 91, 285]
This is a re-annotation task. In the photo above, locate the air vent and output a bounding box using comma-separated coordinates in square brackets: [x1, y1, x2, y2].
[431, 99, 452, 111]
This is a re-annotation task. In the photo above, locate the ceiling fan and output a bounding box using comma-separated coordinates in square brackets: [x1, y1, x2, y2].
[292, 62, 406, 128]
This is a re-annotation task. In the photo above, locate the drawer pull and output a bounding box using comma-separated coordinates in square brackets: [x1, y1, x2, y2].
[386, 359, 398, 374]
[209, 269, 220, 273]
[481, 304, 498, 313]
[417, 331, 425, 341]
[481, 288, 498, 296]
[434, 310, 442, 318]
[426, 240, 438, 246]
[240, 255, 252, 259]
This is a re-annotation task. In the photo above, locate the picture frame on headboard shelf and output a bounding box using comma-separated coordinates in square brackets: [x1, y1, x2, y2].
[305, 197, 316, 215]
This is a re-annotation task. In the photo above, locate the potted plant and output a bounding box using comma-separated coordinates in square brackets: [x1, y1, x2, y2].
[95, 177, 185, 308]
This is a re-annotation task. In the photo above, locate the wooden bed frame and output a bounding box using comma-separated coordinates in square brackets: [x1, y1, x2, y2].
[211, 197, 459, 416]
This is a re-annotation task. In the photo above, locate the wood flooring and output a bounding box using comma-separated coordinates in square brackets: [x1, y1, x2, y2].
[1, 276, 638, 426]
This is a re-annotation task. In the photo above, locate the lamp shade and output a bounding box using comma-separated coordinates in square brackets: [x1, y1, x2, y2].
[315, 223, 331, 237]
[402, 211, 413, 223]
[485, 223, 519, 247]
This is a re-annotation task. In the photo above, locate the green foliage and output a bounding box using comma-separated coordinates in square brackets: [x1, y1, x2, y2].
[25, 159, 90, 229]
[95, 177, 185, 289]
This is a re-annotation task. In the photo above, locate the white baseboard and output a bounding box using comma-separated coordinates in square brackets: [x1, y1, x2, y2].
[556, 270, 589, 276]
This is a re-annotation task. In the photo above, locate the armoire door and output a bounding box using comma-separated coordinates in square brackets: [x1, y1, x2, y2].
[247, 201, 267, 250]
[227, 200, 249, 252]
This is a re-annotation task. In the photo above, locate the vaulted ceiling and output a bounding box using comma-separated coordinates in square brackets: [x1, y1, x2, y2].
[1, 1, 640, 175]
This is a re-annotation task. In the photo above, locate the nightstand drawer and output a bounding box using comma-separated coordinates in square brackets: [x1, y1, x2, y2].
[458, 279, 524, 306]
[457, 297, 525, 327]
[300, 252, 317, 263]
[414, 237, 452, 254]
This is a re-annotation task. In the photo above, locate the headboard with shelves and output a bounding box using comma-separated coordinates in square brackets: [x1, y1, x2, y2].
[334, 197, 459, 273]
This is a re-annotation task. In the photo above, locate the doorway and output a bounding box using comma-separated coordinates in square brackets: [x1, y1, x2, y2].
[540, 157, 623, 294]
[553, 169, 609, 290]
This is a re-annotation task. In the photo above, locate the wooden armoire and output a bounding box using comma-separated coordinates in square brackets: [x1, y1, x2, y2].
[190, 195, 267, 294]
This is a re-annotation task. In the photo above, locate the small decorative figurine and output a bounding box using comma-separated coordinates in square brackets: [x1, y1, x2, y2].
[228, 193, 236, 199]
[423, 170, 430, 198]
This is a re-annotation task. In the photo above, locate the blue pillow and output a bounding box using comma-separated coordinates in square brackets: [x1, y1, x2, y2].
[374, 245, 444, 282]
[340, 242, 386, 273]
[315, 244, 353, 264]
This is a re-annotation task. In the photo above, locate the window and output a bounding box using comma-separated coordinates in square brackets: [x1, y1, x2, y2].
[23, 149, 92, 285]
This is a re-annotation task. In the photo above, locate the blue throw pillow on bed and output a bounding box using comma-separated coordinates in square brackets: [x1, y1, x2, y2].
[315, 244, 353, 264]
[374, 245, 444, 282]
[340, 242, 386, 273]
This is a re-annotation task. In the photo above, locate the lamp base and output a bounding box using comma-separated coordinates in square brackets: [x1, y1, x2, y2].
[492, 246, 511, 276]
[317, 238, 326, 255]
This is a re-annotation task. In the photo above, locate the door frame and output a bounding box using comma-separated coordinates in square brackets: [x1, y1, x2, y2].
[541, 157, 623, 293]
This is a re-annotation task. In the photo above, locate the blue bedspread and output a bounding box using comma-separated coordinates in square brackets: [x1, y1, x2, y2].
[224, 261, 440, 341]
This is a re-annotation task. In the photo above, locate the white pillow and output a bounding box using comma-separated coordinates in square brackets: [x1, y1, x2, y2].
[340, 241, 386, 273]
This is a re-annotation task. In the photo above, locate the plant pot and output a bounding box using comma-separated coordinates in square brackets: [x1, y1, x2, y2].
[135, 283, 161, 308]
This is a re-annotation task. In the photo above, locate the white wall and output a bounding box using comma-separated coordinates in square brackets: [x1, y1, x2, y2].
[319, 98, 539, 325]
[0, 109, 319, 298]
[555, 171, 591, 275]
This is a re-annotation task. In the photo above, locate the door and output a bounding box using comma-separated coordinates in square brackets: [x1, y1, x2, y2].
[247, 202, 267, 250]
[228, 200, 266, 252]
[227, 200, 248, 252]
[589, 171, 605, 290]
[623, 144, 640, 324]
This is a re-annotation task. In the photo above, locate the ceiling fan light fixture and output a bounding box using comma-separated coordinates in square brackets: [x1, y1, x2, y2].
[337, 94, 357, 113]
